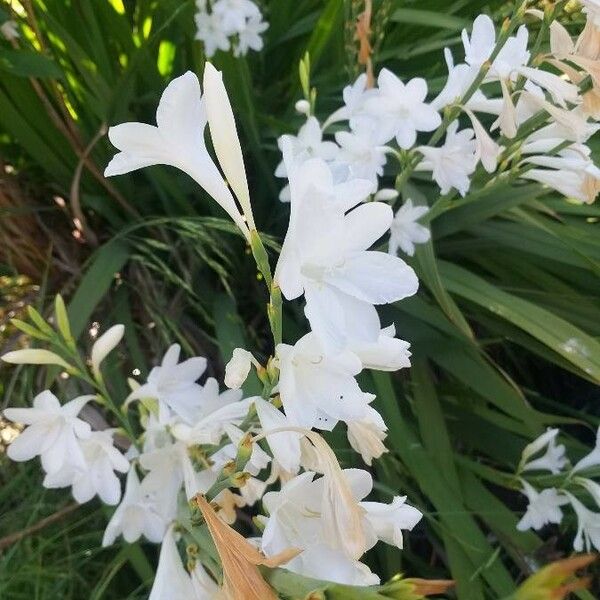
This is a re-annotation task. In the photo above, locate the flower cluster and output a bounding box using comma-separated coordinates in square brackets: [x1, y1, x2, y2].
[516, 427, 600, 553]
[2, 59, 425, 596]
[195, 0, 268, 58]
[278, 8, 600, 260]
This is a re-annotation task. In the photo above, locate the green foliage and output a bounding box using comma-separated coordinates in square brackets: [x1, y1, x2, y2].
[0, 0, 598, 599]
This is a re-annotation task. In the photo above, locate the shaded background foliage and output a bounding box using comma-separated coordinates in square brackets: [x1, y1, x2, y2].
[0, 0, 598, 598]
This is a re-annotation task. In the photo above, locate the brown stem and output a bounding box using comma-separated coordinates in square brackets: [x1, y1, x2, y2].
[0, 503, 80, 551]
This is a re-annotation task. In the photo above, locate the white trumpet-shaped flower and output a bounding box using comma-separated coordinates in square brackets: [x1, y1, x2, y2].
[462, 14, 496, 68]
[519, 428, 568, 475]
[195, 10, 230, 57]
[334, 119, 389, 187]
[348, 324, 411, 372]
[260, 470, 378, 586]
[261, 464, 422, 585]
[91, 324, 124, 378]
[102, 468, 174, 546]
[388, 199, 430, 257]
[323, 73, 378, 129]
[43, 429, 129, 506]
[275, 150, 417, 351]
[361, 495, 423, 549]
[170, 379, 248, 446]
[105, 71, 250, 238]
[4, 391, 93, 474]
[522, 145, 600, 204]
[346, 401, 388, 467]
[516, 480, 567, 531]
[126, 344, 207, 424]
[276, 332, 369, 430]
[365, 69, 441, 149]
[565, 492, 600, 552]
[275, 117, 339, 188]
[417, 121, 478, 196]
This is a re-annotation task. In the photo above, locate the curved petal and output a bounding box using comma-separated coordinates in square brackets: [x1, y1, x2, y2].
[325, 251, 419, 305]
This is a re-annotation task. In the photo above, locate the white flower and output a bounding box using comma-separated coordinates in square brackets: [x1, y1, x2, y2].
[149, 526, 219, 599]
[212, 0, 260, 34]
[516, 480, 567, 531]
[275, 151, 417, 350]
[431, 49, 501, 114]
[260, 471, 379, 586]
[105, 72, 250, 238]
[388, 199, 430, 257]
[102, 468, 173, 546]
[348, 324, 411, 372]
[261, 466, 421, 585]
[224, 348, 255, 389]
[417, 121, 478, 196]
[195, 9, 230, 57]
[170, 379, 248, 445]
[0, 19, 19, 41]
[334, 119, 389, 187]
[572, 427, 600, 474]
[565, 492, 600, 552]
[275, 117, 339, 181]
[140, 438, 212, 502]
[489, 25, 530, 81]
[361, 495, 422, 549]
[235, 14, 268, 57]
[43, 429, 129, 506]
[346, 403, 388, 466]
[276, 332, 369, 430]
[521, 145, 600, 204]
[91, 324, 124, 378]
[519, 428, 568, 475]
[323, 73, 378, 128]
[254, 397, 301, 474]
[4, 391, 93, 474]
[462, 15, 496, 68]
[366, 69, 441, 148]
[127, 344, 207, 424]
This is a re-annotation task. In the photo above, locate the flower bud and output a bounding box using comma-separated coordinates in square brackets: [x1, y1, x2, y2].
[2, 349, 71, 369]
[224, 348, 254, 389]
[374, 188, 399, 202]
[294, 99, 311, 115]
[91, 324, 125, 377]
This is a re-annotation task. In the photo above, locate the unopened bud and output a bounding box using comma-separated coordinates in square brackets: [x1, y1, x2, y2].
[295, 99, 311, 115]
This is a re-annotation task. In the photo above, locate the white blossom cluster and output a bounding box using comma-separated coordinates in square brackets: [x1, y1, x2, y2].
[516, 427, 600, 554]
[194, 0, 268, 58]
[3, 61, 423, 596]
[278, 8, 600, 259]
[4, 6, 600, 597]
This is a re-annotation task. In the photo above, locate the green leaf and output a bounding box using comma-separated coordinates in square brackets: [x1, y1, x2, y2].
[67, 240, 131, 339]
[391, 8, 469, 30]
[439, 261, 600, 383]
[0, 48, 62, 79]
